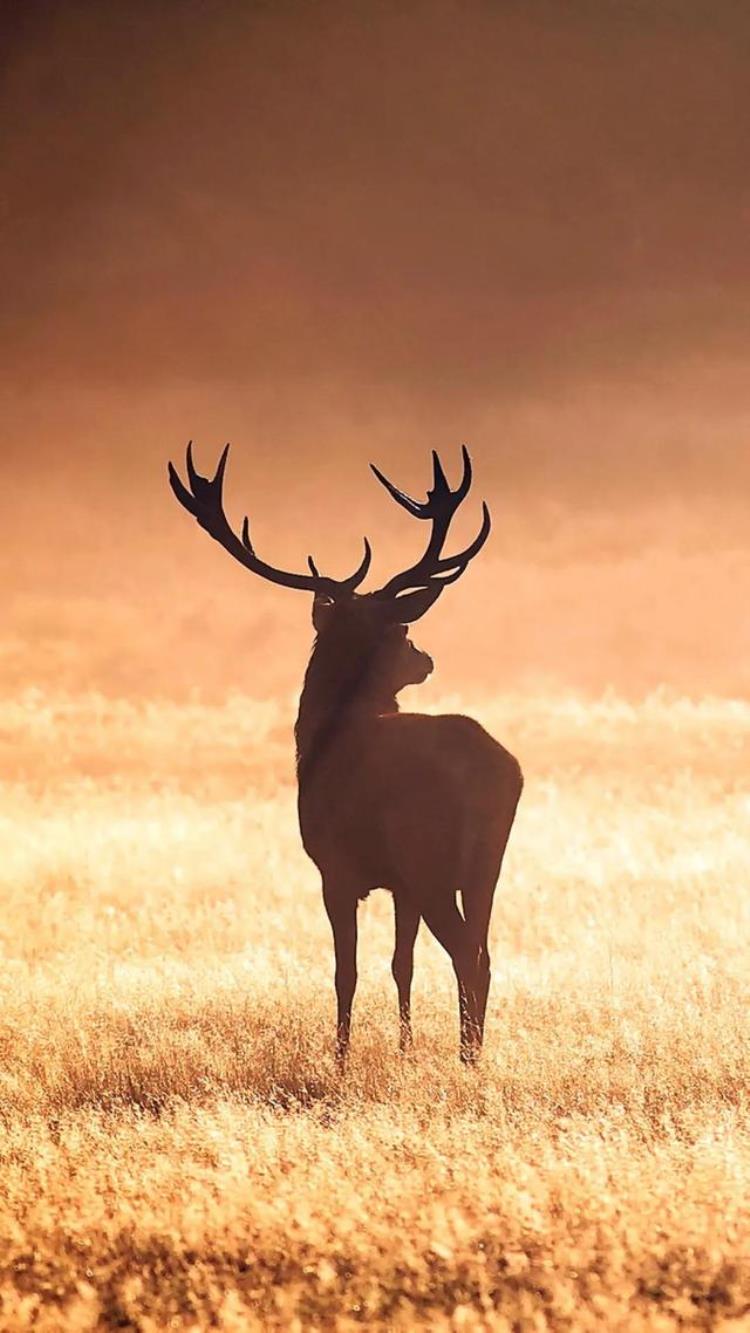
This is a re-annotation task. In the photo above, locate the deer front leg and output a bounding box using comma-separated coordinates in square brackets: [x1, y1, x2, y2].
[392, 894, 420, 1051]
[323, 883, 358, 1069]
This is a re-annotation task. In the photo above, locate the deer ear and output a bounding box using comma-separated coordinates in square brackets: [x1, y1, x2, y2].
[312, 594, 336, 632]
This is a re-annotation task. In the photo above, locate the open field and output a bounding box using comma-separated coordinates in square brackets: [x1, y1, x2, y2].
[1, 687, 749, 1329]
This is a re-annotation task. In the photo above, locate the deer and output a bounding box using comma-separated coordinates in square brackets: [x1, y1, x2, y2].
[168, 443, 523, 1064]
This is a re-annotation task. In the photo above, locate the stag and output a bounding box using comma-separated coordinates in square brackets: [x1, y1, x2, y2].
[168, 443, 522, 1063]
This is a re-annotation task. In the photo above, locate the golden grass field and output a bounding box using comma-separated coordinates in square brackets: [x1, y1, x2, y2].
[1, 686, 749, 1329]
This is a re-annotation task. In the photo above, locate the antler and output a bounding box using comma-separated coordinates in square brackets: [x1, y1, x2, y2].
[370, 446, 490, 616]
[168, 442, 372, 595]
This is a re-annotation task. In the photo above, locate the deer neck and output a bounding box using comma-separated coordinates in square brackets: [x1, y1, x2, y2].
[295, 642, 399, 783]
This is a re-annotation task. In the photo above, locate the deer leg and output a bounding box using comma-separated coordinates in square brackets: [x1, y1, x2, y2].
[475, 944, 491, 1042]
[462, 828, 516, 1048]
[391, 895, 420, 1051]
[420, 897, 482, 1064]
[322, 885, 358, 1069]
[461, 896, 494, 1048]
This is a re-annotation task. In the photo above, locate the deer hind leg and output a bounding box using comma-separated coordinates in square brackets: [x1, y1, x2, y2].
[462, 833, 515, 1047]
[461, 890, 494, 1049]
[392, 894, 420, 1051]
[322, 883, 358, 1070]
[420, 896, 482, 1064]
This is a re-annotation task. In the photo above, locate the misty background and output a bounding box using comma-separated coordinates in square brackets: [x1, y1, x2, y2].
[2, 0, 749, 699]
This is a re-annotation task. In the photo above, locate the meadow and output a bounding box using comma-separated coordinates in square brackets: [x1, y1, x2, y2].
[0, 686, 749, 1329]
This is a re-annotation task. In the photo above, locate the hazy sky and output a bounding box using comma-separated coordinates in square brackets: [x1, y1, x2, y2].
[2, 1, 749, 696]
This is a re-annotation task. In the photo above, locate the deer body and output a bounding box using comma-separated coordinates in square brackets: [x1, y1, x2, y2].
[169, 443, 522, 1062]
[298, 708, 520, 901]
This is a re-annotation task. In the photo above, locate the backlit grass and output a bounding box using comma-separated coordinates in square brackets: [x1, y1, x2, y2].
[0, 688, 748, 1328]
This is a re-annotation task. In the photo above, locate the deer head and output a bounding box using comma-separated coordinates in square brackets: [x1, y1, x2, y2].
[168, 443, 490, 698]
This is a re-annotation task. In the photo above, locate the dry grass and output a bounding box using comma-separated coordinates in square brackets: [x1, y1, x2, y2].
[1, 687, 749, 1329]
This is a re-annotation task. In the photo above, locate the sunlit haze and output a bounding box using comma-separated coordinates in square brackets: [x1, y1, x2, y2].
[2, 1, 749, 699]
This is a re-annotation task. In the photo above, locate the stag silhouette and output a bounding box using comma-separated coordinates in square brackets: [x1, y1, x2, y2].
[168, 444, 522, 1063]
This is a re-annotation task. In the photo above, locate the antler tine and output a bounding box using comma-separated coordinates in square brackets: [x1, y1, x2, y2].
[371, 446, 489, 600]
[454, 443, 472, 502]
[168, 442, 372, 595]
[369, 463, 426, 517]
[430, 450, 450, 497]
[427, 500, 491, 580]
[369, 445, 467, 518]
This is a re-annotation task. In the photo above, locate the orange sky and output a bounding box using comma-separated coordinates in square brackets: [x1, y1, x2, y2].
[2, 1, 749, 698]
